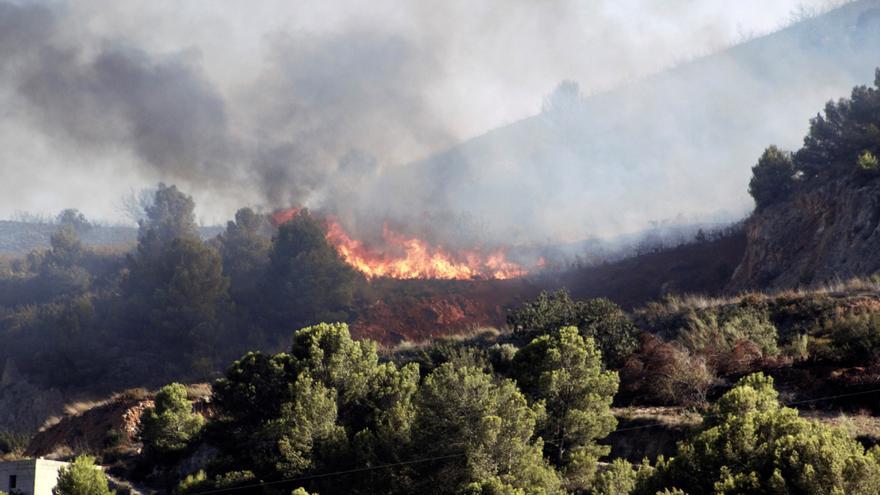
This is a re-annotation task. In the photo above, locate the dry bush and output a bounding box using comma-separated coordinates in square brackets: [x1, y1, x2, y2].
[63, 399, 109, 416]
[621, 335, 717, 407]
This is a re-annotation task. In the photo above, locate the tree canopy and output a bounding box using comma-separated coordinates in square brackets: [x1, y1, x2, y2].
[513, 327, 618, 489]
[140, 383, 205, 455]
[748, 145, 796, 209]
[508, 289, 638, 367]
[644, 373, 880, 494]
[54, 456, 115, 495]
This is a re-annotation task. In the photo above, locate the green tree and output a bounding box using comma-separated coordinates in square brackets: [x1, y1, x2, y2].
[213, 351, 297, 429]
[796, 69, 880, 180]
[218, 208, 271, 305]
[513, 327, 618, 489]
[257, 373, 346, 478]
[136, 237, 229, 348]
[591, 458, 640, 495]
[412, 363, 563, 494]
[508, 290, 638, 367]
[137, 183, 199, 251]
[748, 145, 795, 210]
[37, 225, 91, 298]
[212, 323, 418, 494]
[124, 185, 230, 366]
[54, 456, 115, 495]
[57, 208, 91, 232]
[646, 373, 880, 494]
[287, 323, 420, 493]
[140, 383, 205, 455]
[264, 211, 363, 332]
[857, 150, 880, 174]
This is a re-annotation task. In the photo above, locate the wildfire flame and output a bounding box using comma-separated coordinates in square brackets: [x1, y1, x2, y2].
[271, 208, 527, 280]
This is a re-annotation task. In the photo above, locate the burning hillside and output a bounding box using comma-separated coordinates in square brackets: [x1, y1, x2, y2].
[271, 208, 528, 280]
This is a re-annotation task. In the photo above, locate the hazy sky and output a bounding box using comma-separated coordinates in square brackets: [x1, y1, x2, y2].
[0, 0, 848, 224]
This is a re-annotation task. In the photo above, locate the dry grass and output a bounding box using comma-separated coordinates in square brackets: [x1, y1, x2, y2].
[612, 406, 703, 429]
[383, 326, 505, 354]
[38, 415, 63, 432]
[646, 275, 880, 318]
[802, 410, 880, 440]
[186, 383, 212, 400]
[63, 399, 112, 416]
[613, 407, 880, 441]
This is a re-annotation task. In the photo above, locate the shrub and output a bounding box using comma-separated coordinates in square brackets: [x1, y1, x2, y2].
[513, 327, 618, 489]
[812, 313, 880, 364]
[176, 470, 208, 494]
[857, 150, 880, 174]
[54, 456, 115, 495]
[140, 383, 205, 455]
[590, 459, 638, 495]
[675, 305, 779, 365]
[644, 373, 880, 494]
[621, 335, 716, 407]
[0, 430, 28, 455]
[508, 290, 638, 367]
[748, 146, 795, 209]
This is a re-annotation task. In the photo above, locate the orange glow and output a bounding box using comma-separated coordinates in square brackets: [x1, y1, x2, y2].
[270, 207, 301, 226]
[270, 207, 527, 280]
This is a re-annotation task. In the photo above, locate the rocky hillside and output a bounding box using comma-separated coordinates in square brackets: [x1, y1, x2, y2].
[730, 177, 880, 290]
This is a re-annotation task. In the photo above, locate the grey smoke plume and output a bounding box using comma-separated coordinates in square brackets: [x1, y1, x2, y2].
[0, 0, 877, 253]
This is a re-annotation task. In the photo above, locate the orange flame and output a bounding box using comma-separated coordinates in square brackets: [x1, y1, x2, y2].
[326, 222, 527, 280]
[270, 207, 301, 226]
[271, 208, 527, 280]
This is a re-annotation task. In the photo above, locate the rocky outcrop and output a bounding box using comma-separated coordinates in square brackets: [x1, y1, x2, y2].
[25, 395, 154, 458]
[729, 177, 880, 291]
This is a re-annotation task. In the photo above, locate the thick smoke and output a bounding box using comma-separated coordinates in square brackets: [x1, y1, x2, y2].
[244, 30, 450, 207]
[0, 0, 877, 254]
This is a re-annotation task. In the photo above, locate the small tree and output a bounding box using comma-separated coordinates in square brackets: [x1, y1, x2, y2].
[140, 383, 205, 455]
[412, 363, 563, 494]
[218, 208, 271, 304]
[748, 145, 795, 210]
[137, 183, 199, 251]
[54, 456, 114, 495]
[508, 290, 638, 367]
[513, 327, 618, 489]
[591, 458, 641, 495]
[646, 373, 880, 494]
[57, 209, 91, 232]
[857, 150, 880, 174]
[264, 211, 363, 331]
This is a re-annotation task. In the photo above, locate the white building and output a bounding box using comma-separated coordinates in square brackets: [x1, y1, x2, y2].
[0, 459, 69, 495]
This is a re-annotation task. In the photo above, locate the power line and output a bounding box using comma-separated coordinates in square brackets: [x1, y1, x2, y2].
[191, 387, 880, 493]
[190, 453, 466, 495]
[612, 387, 880, 433]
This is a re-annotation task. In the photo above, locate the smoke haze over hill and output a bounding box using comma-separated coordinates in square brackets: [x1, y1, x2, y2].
[0, 0, 877, 250]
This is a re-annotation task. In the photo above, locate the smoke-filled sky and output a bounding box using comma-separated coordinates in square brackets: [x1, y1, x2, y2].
[0, 0, 862, 233]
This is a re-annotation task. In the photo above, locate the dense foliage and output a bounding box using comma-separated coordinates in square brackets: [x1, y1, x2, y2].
[202, 322, 617, 494]
[642, 374, 880, 494]
[0, 185, 364, 395]
[54, 456, 115, 495]
[748, 146, 796, 209]
[748, 68, 880, 207]
[508, 289, 639, 367]
[140, 383, 205, 456]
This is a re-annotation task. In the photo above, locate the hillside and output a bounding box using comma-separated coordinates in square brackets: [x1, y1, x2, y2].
[364, 0, 880, 247]
[0, 221, 223, 255]
[731, 176, 880, 290]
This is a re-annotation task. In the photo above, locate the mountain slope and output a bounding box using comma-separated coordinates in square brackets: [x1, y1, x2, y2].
[362, 0, 880, 248]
